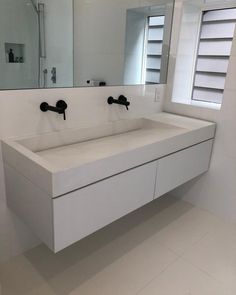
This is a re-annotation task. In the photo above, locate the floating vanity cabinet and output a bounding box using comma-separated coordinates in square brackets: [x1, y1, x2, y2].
[5, 160, 157, 252]
[53, 162, 157, 252]
[2, 113, 216, 252]
[155, 140, 213, 198]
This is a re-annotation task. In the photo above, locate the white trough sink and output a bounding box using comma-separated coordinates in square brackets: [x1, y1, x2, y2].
[2, 113, 216, 198]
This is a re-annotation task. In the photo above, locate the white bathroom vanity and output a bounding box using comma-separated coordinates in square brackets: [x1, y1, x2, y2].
[2, 112, 216, 252]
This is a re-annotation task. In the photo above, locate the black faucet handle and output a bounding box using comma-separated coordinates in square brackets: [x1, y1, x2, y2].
[40, 100, 68, 120]
[56, 100, 67, 111]
[119, 95, 130, 110]
[56, 100, 67, 120]
[118, 95, 128, 102]
[62, 111, 66, 121]
[107, 96, 114, 105]
[107, 95, 130, 111]
[40, 102, 49, 112]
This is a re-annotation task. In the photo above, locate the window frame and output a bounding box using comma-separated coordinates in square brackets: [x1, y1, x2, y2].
[190, 6, 236, 106]
[142, 14, 166, 85]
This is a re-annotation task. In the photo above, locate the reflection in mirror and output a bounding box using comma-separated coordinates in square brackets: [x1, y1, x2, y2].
[0, 0, 73, 90]
[74, 0, 174, 87]
[0, 0, 174, 90]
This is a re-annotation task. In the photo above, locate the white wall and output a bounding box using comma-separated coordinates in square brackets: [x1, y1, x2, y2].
[0, 0, 38, 89]
[0, 84, 165, 262]
[123, 9, 146, 85]
[171, 2, 201, 103]
[164, 0, 236, 224]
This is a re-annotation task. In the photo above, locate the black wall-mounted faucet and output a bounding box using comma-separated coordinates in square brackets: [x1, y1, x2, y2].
[40, 100, 68, 120]
[107, 95, 130, 110]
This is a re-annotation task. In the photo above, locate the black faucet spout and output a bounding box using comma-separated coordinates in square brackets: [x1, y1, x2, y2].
[45, 105, 63, 113]
[40, 100, 68, 120]
[107, 95, 130, 110]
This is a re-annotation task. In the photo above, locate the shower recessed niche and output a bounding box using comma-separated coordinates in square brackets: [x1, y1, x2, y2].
[5, 43, 25, 63]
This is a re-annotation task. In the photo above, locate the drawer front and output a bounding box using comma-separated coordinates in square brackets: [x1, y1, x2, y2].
[155, 140, 213, 198]
[53, 161, 157, 252]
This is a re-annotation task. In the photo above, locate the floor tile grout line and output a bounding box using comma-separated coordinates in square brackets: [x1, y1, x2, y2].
[179, 230, 211, 258]
[133, 255, 181, 295]
[136, 255, 235, 295]
[178, 225, 236, 293]
[155, 229, 211, 258]
[132, 207, 236, 294]
[146, 206, 226, 257]
[180, 254, 236, 293]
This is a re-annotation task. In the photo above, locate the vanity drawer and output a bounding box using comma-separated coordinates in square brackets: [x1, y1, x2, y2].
[155, 140, 213, 198]
[53, 161, 157, 252]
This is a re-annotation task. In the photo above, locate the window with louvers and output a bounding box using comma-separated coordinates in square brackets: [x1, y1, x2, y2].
[145, 15, 165, 84]
[192, 8, 236, 104]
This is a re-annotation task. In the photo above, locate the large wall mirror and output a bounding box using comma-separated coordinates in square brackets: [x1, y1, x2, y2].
[0, 0, 174, 90]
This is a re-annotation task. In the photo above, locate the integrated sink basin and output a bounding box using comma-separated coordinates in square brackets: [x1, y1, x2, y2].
[2, 113, 215, 198]
[30, 118, 187, 170]
[19, 117, 186, 159]
[2, 112, 216, 252]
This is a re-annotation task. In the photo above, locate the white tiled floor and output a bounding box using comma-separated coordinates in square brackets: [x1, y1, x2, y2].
[0, 196, 236, 295]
